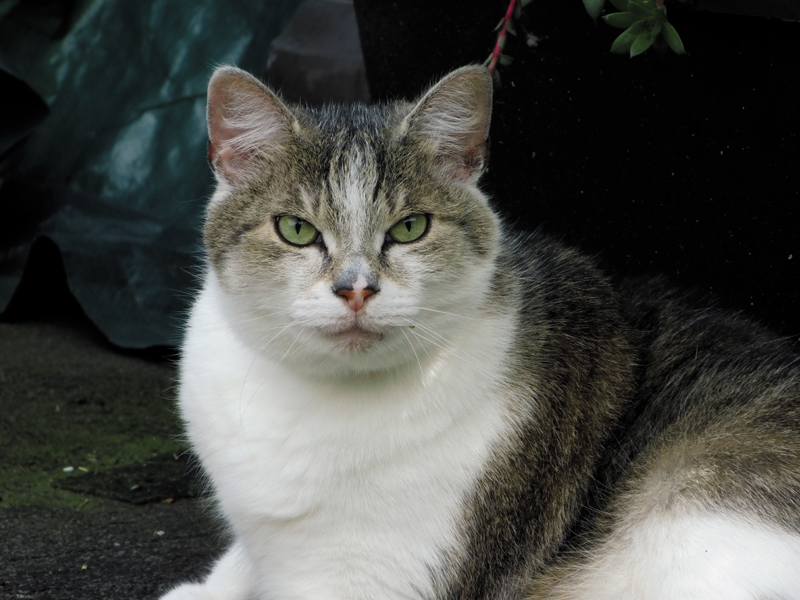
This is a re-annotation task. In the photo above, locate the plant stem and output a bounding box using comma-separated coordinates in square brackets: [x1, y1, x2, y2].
[487, 0, 517, 73]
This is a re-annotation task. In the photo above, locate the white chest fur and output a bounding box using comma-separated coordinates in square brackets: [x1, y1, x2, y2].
[179, 280, 518, 600]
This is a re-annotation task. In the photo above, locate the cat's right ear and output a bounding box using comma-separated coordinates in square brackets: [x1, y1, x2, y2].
[207, 66, 297, 184]
[401, 65, 493, 184]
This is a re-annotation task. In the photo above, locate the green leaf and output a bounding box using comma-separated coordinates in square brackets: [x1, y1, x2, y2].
[661, 21, 686, 54]
[630, 31, 655, 57]
[491, 69, 502, 89]
[506, 19, 517, 35]
[608, 0, 628, 11]
[499, 54, 514, 66]
[610, 21, 646, 54]
[582, 0, 605, 19]
[652, 35, 668, 55]
[611, 32, 636, 54]
[627, 0, 655, 19]
[651, 20, 663, 38]
[603, 11, 637, 28]
[520, 0, 534, 6]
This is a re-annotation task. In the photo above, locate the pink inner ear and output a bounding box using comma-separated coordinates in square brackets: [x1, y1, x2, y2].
[454, 141, 488, 182]
[207, 90, 248, 181]
[404, 67, 493, 183]
[206, 67, 294, 184]
[212, 145, 247, 179]
[207, 125, 246, 182]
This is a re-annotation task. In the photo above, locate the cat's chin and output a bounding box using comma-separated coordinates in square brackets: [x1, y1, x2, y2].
[320, 326, 385, 352]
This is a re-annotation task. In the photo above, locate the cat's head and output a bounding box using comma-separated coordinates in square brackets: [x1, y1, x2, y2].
[203, 65, 501, 376]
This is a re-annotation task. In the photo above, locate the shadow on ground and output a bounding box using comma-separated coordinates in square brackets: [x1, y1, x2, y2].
[0, 240, 222, 598]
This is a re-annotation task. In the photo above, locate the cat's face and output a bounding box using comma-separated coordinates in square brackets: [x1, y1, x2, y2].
[202, 66, 500, 376]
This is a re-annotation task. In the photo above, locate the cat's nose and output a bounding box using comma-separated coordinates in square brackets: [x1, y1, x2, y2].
[335, 286, 377, 313]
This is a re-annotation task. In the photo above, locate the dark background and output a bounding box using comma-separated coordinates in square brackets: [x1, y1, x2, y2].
[1, 0, 798, 344]
[356, 0, 799, 336]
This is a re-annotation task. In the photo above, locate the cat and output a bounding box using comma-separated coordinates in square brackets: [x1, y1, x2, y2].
[160, 65, 800, 600]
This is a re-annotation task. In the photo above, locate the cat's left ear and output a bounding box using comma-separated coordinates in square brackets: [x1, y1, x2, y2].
[206, 66, 298, 184]
[402, 66, 493, 183]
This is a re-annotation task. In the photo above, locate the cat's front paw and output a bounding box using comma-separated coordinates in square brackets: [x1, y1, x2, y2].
[160, 543, 254, 600]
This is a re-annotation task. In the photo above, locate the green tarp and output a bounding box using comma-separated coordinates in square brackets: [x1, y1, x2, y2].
[0, 0, 302, 347]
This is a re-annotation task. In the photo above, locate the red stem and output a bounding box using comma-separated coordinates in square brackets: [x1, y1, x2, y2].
[487, 0, 517, 73]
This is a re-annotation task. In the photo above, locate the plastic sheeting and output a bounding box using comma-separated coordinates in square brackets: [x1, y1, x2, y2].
[0, 0, 302, 347]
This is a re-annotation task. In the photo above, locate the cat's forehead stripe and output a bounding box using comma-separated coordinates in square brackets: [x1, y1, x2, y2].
[370, 146, 388, 206]
[309, 102, 402, 215]
[331, 148, 375, 240]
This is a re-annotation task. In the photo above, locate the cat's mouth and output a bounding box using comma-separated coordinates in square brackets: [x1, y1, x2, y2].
[320, 325, 385, 351]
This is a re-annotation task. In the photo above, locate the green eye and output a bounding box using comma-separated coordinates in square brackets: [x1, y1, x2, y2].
[276, 216, 319, 246]
[388, 214, 428, 243]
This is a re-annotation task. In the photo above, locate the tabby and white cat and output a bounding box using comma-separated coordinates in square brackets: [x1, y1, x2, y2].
[161, 65, 800, 600]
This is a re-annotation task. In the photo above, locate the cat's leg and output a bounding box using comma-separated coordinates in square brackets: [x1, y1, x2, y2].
[529, 508, 800, 600]
[160, 541, 255, 600]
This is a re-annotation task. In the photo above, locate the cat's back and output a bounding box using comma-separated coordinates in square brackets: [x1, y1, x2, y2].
[615, 278, 800, 515]
[526, 269, 800, 599]
[504, 234, 800, 479]
[489, 232, 800, 599]
[611, 277, 800, 462]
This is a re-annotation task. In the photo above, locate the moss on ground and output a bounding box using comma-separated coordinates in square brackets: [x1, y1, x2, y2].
[0, 320, 185, 509]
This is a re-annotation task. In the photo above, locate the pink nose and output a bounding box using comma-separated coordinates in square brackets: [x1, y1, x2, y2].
[336, 287, 376, 312]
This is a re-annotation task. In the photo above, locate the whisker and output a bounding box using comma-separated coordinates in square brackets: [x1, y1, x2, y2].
[406, 320, 452, 345]
[237, 319, 315, 427]
[278, 327, 308, 364]
[406, 306, 483, 323]
[404, 319, 497, 381]
[231, 307, 296, 325]
[400, 327, 432, 405]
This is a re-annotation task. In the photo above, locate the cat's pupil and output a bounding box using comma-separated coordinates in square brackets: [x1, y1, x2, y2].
[404, 219, 413, 232]
[295, 221, 304, 235]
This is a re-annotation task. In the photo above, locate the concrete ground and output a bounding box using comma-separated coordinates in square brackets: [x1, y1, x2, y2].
[0, 260, 223, 598]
